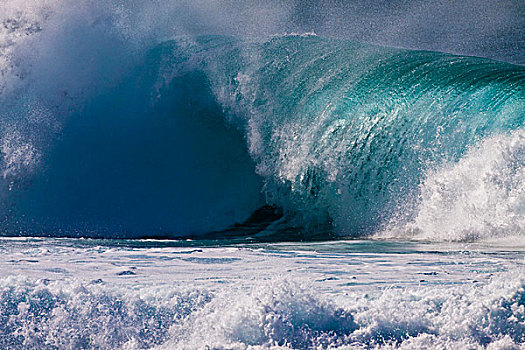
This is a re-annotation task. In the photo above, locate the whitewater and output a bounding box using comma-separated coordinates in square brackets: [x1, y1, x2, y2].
[0, 1, 524, 349]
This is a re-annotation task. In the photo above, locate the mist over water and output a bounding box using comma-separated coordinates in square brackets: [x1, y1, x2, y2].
[292, 0, 525, 64]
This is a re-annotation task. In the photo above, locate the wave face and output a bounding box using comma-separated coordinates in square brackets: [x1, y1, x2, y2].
[200, 35, 524, 237]
[0, 29, 524, 238]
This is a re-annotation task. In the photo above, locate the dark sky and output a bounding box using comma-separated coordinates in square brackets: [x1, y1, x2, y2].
[139, 0, 523, 63]
[288, 0, 524, 63]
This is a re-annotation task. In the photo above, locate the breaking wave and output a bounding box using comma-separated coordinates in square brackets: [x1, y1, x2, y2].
[0, 2, 523, 241]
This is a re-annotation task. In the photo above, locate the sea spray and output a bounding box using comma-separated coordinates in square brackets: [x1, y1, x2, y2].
[395, 130, 525, 241]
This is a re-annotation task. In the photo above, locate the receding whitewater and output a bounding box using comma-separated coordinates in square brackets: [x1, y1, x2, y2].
[1, 237, 524, 349]
[1, 2, 525, 348]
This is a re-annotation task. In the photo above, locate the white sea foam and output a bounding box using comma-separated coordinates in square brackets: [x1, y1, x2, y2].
[386, 129, 525, 242]
[1, 269, 524, 349]
[0, 239, 523, 349]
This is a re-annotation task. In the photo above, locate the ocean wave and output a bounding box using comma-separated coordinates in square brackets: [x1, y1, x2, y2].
[0, 2, 523, 240]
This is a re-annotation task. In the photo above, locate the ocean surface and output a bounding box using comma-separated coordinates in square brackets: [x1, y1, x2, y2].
[1, 237, 524, 349]
[0, 1, 524, 349]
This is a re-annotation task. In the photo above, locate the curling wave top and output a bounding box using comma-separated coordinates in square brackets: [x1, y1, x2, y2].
[0, 34, 524, 240]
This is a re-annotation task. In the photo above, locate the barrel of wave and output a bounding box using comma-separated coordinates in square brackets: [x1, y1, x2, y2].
[0, 40, 265, 238]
